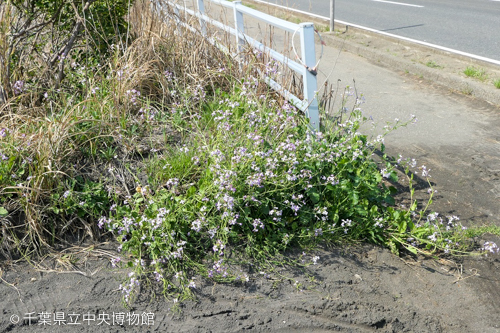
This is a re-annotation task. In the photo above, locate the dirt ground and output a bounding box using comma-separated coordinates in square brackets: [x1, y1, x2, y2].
[2, 4, 500, 333]
[1, 243, 499, 332]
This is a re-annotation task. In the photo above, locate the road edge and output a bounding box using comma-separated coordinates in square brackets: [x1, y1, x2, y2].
[245, 0, 500, 108]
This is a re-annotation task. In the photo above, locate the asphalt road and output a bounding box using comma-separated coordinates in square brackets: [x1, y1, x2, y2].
[260, 0, 500, 62]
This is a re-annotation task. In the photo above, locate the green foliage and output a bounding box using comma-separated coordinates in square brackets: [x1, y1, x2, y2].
[2, 0, 135, 102]
[463, 66, 487, 81]
[50, 177, 110, 218]
[494, 79, 500, 89]
[464, 225, 500, 238]
[425, 60, 442, 69]
[97, 80, 477, 304]
[12, 0, 133, 55]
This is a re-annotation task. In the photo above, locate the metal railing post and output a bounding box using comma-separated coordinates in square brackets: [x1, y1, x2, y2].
[196, 0, 207, 36]
[299, 23, 319, 131]
[233, 1, 245, 56]
[330, 0, 335, 32]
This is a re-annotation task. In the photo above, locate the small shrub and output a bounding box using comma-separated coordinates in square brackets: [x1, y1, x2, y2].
[494, 79, 500, 89]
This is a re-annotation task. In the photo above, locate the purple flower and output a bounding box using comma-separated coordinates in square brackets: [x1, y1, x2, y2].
[252, 219, 264, 232]
[420, 165, 431, 178]
[341, 219, 352, 234]
[482, 241, 499, 256]
[126, 89, 140, 105]
[13, 81, 24, 95]
[208, 227, 218, 239]
[212, 239, 225, 254]
[191, 218, 204, 232]
[380, 168, 391, 178]
[164, 71, 174, 81]
[97, 216, 108, 229]
[428, 232, 437, 242]
[110, 257, 121, 267]
[165, 178, 179, 189]
[247, 173, 264, 187]
[153, 271, 163, 282]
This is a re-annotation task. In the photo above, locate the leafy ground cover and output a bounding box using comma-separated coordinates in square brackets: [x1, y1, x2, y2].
[1, 0, 499, 308]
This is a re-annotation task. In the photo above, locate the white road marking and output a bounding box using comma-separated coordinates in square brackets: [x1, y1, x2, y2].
[249, 0, 500, 66]
[372, 0, 424, 7]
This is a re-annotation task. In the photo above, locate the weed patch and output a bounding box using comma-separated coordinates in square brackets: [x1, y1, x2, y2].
[425, 60, 442, 69]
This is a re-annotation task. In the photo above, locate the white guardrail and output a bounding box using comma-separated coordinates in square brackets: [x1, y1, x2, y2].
[152, 0, 320, 130]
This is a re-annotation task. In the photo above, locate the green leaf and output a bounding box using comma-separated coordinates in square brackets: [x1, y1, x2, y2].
[407, 221, 415, 232]
[0, 207, 8, 216]
[389, 171, 398, 183]
[187, 186, 196, 197]
[388, 240, 399, 255]
[398, 220, 407, 234]
[384, 195, 395, 206]
[263, 140, 272, 150]
[326, 184, 337, 192]
[406, 245, 418, 255]
[307, 188, 320, 204]
[388, 186, 398, 195]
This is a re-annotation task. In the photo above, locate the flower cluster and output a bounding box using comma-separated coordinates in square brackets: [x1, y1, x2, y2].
[482, 241, 499, 256]
[119, 272, 140, 303]
[13, 80, 24, 95]
[126, 89, 140, 105]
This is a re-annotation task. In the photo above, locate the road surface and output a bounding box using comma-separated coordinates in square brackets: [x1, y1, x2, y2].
[260, 0, 500, 62]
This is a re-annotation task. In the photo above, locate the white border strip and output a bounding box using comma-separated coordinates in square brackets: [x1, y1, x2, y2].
[372, 0, 424, 8]
[251, 0, 500, 66]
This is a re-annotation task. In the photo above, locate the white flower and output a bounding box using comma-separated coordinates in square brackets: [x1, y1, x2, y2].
[380, 168, 391, 178]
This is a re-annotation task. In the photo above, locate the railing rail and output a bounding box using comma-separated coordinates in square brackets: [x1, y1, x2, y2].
[152, 0, 320, 130]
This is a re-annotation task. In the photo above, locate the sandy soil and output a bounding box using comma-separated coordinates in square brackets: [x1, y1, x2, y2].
[1, 243, 499, 332]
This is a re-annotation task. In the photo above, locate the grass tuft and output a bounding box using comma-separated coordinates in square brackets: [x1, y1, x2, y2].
[425, 60, 442, 69]
[463, 66, 487, 81]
